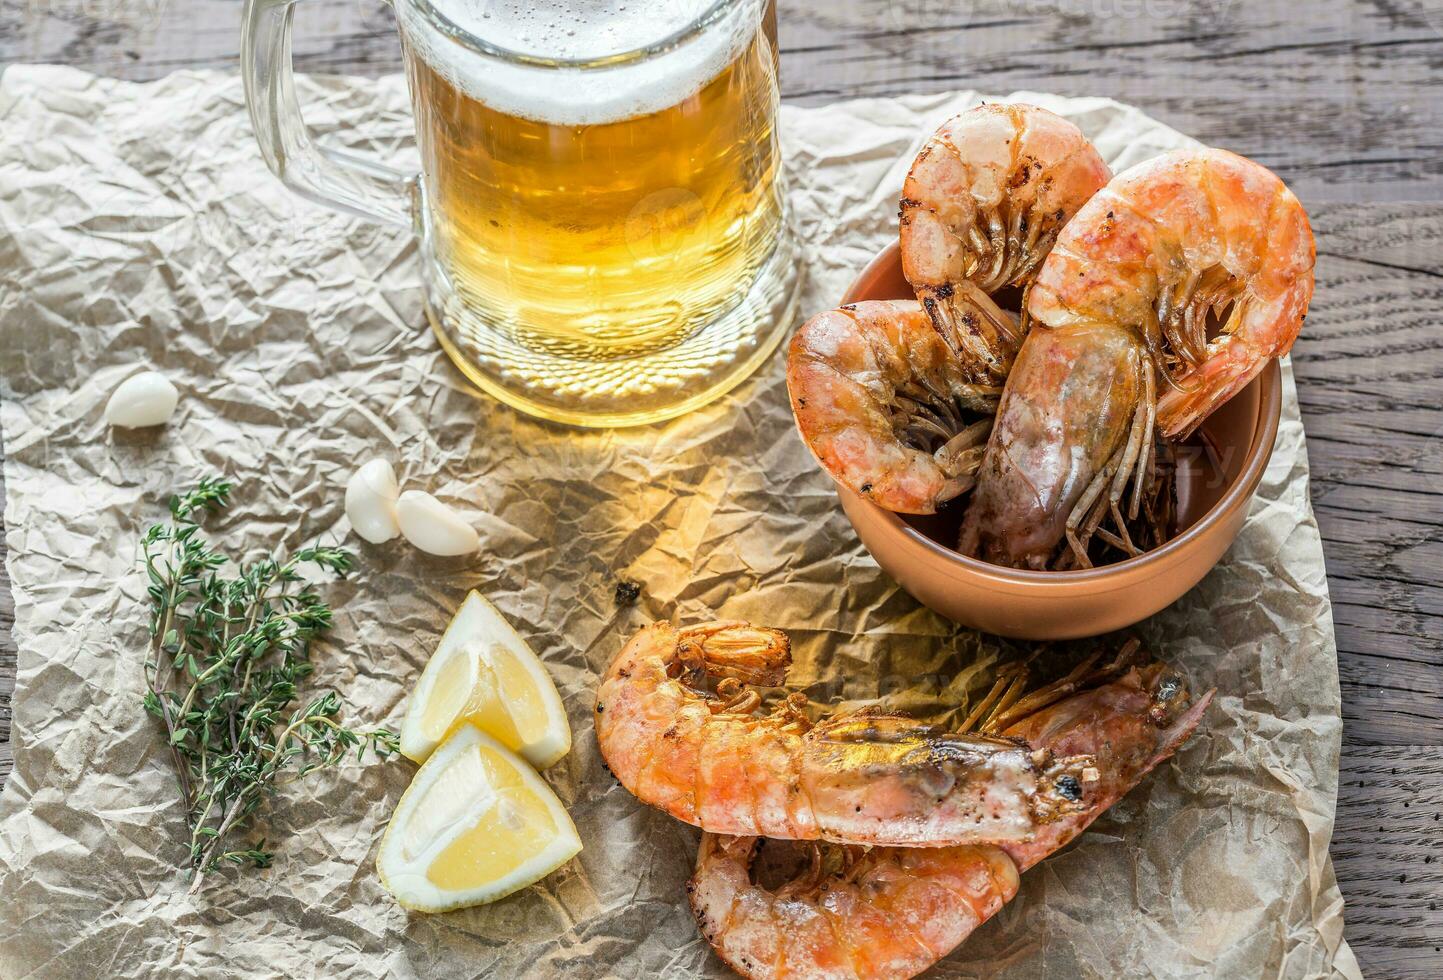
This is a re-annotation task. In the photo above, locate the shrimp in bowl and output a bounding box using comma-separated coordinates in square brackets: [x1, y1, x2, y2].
[959, 147, 1314, 569]
[900, 102, 1111, 380]
[786, 104, 1110, 517]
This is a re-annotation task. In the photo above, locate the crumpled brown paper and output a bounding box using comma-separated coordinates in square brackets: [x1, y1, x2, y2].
[0, 65, 1357, 978]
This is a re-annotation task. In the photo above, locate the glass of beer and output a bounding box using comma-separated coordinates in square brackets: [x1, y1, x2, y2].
[242, 0, 799, 427]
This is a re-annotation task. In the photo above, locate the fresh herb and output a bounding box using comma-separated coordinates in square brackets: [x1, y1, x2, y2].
[139, 476, 397, 894]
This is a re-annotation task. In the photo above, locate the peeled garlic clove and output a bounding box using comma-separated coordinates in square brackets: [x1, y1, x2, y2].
[345, 458, 401, 544]
[396, 490, 479, 556]
[105, 371, 179, 428]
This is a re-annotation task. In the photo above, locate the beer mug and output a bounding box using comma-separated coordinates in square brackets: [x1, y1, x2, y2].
[242, 0, 799, 427]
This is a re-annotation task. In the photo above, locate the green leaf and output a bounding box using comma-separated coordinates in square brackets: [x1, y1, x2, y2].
[139, 476, 391, 895]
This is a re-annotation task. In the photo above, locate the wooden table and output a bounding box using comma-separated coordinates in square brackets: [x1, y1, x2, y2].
[3, 1, 1441, 974]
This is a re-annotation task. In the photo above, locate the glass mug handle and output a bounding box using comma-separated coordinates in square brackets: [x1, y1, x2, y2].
[241, 0, 413, 228]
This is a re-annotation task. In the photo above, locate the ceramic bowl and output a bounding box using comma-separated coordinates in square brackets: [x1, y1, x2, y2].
[829, 243, 1282, 640]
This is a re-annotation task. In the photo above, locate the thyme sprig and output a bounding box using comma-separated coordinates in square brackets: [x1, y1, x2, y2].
[140, 477, 397, 894]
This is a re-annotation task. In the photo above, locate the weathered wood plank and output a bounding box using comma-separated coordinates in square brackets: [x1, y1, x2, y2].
[4, 0, 1443, 201]
[1334, 745, 1443, 978]
[1298, 204, 1443, 754]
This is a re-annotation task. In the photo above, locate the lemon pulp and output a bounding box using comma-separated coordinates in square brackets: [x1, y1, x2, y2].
[378, 726, 581, 912]
[426, 744, 558, 890]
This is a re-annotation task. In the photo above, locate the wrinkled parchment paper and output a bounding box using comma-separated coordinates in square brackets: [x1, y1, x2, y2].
[0, 65, 1357, 979]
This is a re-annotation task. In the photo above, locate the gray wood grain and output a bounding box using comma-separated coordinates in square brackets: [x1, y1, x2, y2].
[6, 0, 1443, 202]
[3, 0, 1442, 976]
[1302, 202, 1443, 978]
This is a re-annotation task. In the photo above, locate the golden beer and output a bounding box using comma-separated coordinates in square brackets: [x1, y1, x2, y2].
[247, 0, 796, 424]
[404, 12, 782, 359]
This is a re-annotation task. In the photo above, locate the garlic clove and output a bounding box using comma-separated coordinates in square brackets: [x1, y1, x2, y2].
[396, 490, 480, 556]
[345, 458, 401, 544]
[105, 371, 179, 428]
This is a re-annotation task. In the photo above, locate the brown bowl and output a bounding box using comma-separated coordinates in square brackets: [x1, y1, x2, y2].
[832, 243, 1283, 640]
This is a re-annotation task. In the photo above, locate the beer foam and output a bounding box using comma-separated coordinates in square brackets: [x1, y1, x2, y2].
[400, 0, 757, 126]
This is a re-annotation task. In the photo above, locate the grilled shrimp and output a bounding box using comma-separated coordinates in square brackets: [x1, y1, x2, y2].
[686, 642, 1213, 980]
[959, 148, 1314, 569]
[900, 102, 1111, 380]
[594, 621, 1093, 846]
[786, 107, 1108, 516]
[689, 837, 1018, 980]
[786, 300, 1000, 514]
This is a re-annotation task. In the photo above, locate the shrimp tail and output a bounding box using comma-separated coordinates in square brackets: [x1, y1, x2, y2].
[1155, 330, 1270, 440]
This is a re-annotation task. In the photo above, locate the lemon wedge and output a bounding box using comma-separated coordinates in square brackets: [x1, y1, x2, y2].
[378, 726, 581, 912]
[400, 591, 571, 769]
